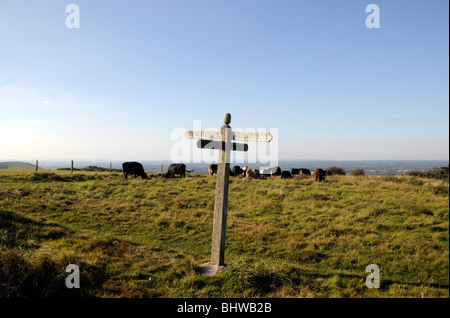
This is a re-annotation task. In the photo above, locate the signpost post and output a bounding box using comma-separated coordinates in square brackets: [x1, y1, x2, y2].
[184, 113, 272, 274]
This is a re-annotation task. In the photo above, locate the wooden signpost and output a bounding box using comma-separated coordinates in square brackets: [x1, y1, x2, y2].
[185, 113, 272, 274]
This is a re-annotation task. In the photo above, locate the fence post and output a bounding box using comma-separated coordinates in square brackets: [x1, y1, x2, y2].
[35, 160, 38, 172]
[71, 160, 74, 173]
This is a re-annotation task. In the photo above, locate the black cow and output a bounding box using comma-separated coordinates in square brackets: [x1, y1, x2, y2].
[292, 168, 311, 176]
[299, 168, 311, 175]
[210, 164, 234, 176]
[281, 171, 292, 179]
[209, 164, 218, 176]
[272, 167, 282, 176]
[165, 163, 194, 178]
[122, 162, 147, 180]
[232, 166, 244, 177]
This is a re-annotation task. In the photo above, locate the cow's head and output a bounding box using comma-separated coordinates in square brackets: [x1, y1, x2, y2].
[242, 166, 248, 172]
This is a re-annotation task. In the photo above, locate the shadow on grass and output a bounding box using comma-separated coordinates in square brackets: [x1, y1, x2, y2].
[301, 268, 449, 291]
[0, 211, 107, 298]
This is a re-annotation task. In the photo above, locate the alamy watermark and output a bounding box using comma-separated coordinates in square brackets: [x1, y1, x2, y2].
[64, 4, 379, 30]
[366, 4, 380, 29]
[65, 4, 80, 29]
[65, 264, 80, 289]
[365, 264, 380, 288]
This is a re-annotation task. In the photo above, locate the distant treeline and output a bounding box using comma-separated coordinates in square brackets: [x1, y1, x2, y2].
[57, 165, 122, 172]
[404, 165, 449, 180]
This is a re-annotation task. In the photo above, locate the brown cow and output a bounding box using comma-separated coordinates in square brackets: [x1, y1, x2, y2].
[315, 168, 327, 182]
[243, 166, 258, 179]
[209, 164, 218, 176]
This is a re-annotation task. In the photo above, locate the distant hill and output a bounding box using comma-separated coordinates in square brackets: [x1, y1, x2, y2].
[0, 161, 39, 170]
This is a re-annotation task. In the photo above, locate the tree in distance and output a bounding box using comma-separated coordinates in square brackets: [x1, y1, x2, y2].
[350, 169, 365, 176]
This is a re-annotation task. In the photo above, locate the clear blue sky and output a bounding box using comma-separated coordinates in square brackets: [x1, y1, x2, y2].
[0, 0, 448, 161]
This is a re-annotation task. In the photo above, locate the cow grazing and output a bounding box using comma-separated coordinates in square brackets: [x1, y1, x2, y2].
[245, 169, 259, 179]
[260, 166, 281, 177]
[243, 166, 258, 179]
[232, 166, 244, 177]
[281, 171, 292, 179]
[315, 168, 327, 182]
[292, 168, 311, 176]
[273, 167, 282, 176]
[209, 164, 218, 176]
[165, 163, 194, 178]
[299, 168, 311, 175]
[210, 164, 234, 176]
[122, 162, 147, 180]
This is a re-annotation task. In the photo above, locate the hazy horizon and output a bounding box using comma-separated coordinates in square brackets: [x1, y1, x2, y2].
[2, 158, 448, 176]
[1, 158, 449, 162]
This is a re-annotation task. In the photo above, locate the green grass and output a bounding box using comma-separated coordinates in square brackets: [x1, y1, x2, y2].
[1, 170, 448, 297]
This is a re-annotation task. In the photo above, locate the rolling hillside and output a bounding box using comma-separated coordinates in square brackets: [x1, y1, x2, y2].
[0, 170, 448, 298]
[0, 161, 37, 170]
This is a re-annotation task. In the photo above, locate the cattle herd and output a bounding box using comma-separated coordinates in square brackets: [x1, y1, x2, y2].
[122, 161, 331, 182]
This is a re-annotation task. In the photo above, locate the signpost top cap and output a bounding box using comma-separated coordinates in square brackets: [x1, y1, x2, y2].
[224, 113, 231, 125]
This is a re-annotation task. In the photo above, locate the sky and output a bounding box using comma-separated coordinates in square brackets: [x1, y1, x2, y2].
[0, 0, 448, 161]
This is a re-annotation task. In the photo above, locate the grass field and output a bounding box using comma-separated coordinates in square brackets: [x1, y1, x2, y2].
[0, 170, 448, 298]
